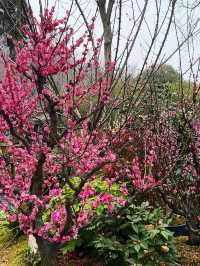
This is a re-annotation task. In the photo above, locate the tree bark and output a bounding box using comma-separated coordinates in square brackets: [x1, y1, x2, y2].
[97, 0, 113, 67]
[35, 236, 59, 266]
[187, 219, 200, 245]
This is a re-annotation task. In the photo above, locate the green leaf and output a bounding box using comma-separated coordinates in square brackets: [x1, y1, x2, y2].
[161, 230, 173, 240]
[149, 229, 160, 239]
[134, 244, 141, 253]
[110, 183, 120, 196]
[140, 242, 148, 250]
[74, 202, 80, 213]
[42, 209, 51, 224]
[125, 258, 137, 264]
[131, 224, 139, 234]
[119, 223, 129, 230]
[95, 204, 106, 215]
[61, 239, 81, 254]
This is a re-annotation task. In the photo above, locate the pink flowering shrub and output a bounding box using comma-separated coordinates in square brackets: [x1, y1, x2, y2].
[0, 6, 126, 252]
[108, 122, 160, 192]
[109, 112, 200, 222]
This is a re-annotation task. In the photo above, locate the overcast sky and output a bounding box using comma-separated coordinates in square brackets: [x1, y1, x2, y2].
[29, 0, 200, 79]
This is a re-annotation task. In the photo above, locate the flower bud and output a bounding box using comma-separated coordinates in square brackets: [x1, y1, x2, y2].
[144, 224, 154, 231]
[161, 245, 169, 253]
[143, 249, 149, 256]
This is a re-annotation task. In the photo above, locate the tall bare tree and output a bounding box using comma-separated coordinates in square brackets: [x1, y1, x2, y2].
[0, 0, 29, 58]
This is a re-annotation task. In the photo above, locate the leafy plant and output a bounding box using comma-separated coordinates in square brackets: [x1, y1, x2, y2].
[75, 202, 177, 266]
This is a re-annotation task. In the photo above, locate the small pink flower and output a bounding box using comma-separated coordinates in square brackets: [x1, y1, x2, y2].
[51, 211, 60, 224]
[8, 214, 17, 222]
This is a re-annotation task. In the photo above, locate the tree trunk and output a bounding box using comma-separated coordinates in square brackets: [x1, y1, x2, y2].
[187, 219, 200, 245]
[35, 236, 59, 266]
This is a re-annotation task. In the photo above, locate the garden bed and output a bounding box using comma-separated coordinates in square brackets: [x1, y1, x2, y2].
[174, 236, 200, 265]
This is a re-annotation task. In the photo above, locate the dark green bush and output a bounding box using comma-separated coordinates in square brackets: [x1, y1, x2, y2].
[63, 202, 177, 266]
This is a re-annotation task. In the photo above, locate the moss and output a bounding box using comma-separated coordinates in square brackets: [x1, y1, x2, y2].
[0, 222, 12, 248]
[0, 222, 28, 266]
[7, 235, 27, 265]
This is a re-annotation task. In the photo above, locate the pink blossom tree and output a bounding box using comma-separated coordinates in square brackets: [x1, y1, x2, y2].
[0, 7, 127, 265]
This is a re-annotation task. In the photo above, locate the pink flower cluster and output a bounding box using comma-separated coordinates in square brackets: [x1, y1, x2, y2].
[131, 156, 158, 190]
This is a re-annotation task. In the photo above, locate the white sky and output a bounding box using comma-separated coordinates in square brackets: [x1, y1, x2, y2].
[29, 0, 200, 80]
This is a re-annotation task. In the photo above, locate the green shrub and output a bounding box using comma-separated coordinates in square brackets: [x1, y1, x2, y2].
[70, 202, 177, 266]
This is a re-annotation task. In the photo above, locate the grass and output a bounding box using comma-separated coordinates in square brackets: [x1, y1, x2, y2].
[0, 220, 28, 266]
